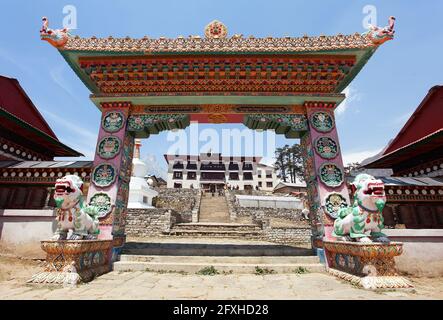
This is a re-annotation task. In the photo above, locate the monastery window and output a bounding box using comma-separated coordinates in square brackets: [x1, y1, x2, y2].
[174, 183, 182, 189]
[143, 196, 148, 204]
[266, 182, 273, 188]
[173, 162, 184, 169]
[201, 162, 226, 171]
[258, 170, 262, 178]
[173, 171, 183, 179]
[258, 181, 263, 187]
[243, 162, 253, 171]
[229, 172, 239, 180]
[201, 172, 225, 181]
[187, 172, 197, 180]
[266, 171, 272, 178]
[186, 162, 197, 170]
[228, 162, 239, 171]
[243, 172, 253, 180]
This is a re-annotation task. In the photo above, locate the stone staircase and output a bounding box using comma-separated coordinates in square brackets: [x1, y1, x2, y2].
[198, 194, 230, 222]
[114, 239, 324, 274]
[164, 194, 264, 239]
[167, 222, 262, 238]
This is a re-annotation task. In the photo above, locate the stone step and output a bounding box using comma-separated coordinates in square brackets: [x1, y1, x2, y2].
[120, 254, 320, 264]
[174, 223, 261, 232]
[122, 241, 314, 256]
[167, 229, 261, 237]
[113, 258, 325, 274]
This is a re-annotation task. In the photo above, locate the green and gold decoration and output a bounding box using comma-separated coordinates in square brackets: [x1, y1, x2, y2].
[102, 111, 125, 133]
[325, 193, 348, 219]
[89, 192, 112, 218]
[319, 162, 344, 188]
[97, 136, 121, 159]
[92, 163, 117, 188]
[310, 111, 334, 133]
[315, 136, 339, 159]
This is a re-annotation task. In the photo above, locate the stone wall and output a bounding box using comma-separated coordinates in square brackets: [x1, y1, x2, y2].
[126, 208, 178, 237]
[153, 188, 200, 223]
[262, 226, 312, 248]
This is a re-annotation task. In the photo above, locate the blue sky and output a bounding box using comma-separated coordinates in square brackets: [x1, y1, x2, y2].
[1, 0, 442, 178]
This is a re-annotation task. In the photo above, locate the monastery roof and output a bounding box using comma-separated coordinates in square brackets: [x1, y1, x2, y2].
[346, 176, 443, 187]
[40, 18, 396, 103]
[61, 32, 375, 54]
[0, 160, 93, 169]
[365, 86, 443, 169]
[0, 75, 83, 159]
[0, 76, 58, 139]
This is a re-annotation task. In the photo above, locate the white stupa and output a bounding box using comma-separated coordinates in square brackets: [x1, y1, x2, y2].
[127, 139, 158, 208]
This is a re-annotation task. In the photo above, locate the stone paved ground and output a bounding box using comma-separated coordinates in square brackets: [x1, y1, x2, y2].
[1, 256, 443, 300]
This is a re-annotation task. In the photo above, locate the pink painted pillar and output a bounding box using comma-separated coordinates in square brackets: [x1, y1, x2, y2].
[86, 102, 134, 248]
[302, 102, 351, 247]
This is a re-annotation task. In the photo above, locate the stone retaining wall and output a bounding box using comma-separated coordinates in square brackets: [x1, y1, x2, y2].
[262, 226, 312, 248]
[153, 188, 200, 223]
[125, 208, 174, 237]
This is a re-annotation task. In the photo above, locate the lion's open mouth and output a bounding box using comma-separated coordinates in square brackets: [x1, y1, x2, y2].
[363, 183, 385, 197]
[55, 182, 74, 195]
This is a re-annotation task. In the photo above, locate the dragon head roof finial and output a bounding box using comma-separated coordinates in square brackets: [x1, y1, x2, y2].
[40, 16, 71, 48]
[362, 16, 396, 45]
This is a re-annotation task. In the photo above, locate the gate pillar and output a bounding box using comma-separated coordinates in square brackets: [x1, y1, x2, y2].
[86, 102, 135, 259]
[301, 103, 351, 252]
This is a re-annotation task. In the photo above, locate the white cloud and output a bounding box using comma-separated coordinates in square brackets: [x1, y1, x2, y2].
[336, 85, 362, 116]
[342, 147, 383, 166]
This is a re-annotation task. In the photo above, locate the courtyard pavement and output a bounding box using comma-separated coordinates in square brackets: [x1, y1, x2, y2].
[1, 269, 443, 300]
[1, 252, 443, 300]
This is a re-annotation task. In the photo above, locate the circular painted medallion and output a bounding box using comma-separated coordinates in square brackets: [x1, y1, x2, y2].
[97, 136, 121, 159]
[315, 137, 339, 159]
[310, 111, 335, 133]
[102, 111, 125, 133]
[89, 192, 112, 218]
[204, 20, 228, 39]
[92, 163, 117, 188]
[318, 162, 344, 188]
[325, 193, 348, 219]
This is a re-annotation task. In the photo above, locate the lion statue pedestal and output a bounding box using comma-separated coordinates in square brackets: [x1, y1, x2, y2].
[28, 175, 113, 285]
[324, 241, 412, 289]
[324, 173, 412, 289]
[27, 240, 112, 286]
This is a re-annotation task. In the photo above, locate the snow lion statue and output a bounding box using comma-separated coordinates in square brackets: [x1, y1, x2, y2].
[332, 173, 389, 243]
[52, 175, 100, 240]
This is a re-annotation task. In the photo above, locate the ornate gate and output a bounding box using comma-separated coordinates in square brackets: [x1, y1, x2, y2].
[41, 19, 393, 259]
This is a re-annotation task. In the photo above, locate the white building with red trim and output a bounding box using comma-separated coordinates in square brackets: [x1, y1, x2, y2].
[164, 152, 278, 191]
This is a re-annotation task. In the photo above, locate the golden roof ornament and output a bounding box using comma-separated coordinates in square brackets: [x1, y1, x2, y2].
[204, 20, 228, 39]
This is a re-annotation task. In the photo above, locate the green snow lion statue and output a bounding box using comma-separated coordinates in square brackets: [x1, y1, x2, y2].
[52, 175, 100, 240]
[332, 174, 389, 243]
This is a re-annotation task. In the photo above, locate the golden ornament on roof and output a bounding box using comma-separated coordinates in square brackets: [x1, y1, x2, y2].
[204, 20, 228, 39]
